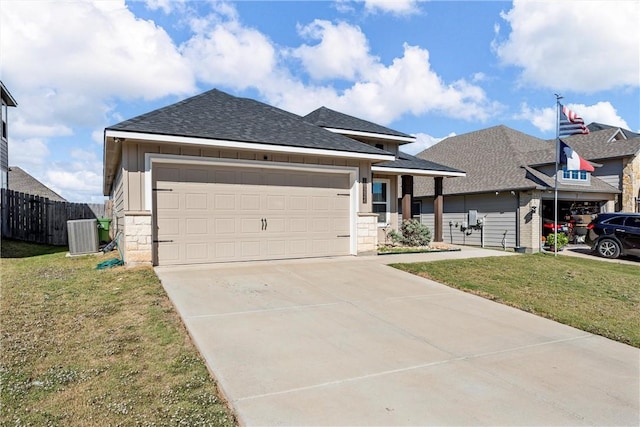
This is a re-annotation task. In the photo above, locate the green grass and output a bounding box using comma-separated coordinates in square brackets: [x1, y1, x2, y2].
[391, 253, 640, 347]
[1, 239, 236, 426]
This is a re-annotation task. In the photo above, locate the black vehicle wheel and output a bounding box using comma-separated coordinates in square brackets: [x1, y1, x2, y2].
[597, 239, 621, 259]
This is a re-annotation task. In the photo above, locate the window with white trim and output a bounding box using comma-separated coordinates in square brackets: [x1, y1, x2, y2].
[561, 167, 588, 181]
[372, 179, 390, 225]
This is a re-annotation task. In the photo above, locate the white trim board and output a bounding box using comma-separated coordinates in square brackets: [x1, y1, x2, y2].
[106, 130, 395, 162]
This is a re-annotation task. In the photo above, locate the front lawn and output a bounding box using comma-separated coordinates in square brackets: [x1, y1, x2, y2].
[392, 254, 640, 347]
[0, 240, 236, 426]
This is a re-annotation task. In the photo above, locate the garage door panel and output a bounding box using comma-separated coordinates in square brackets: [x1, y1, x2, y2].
[186, 218, 207, 234]
[186, 243, 208, 260]
[154, 164, 352, 265]
[240, 194, 260, 211]
[156, 192, 180, 209]
[186, 193, 207, 209]
[214, 218, 235, 233]
[215, 193, 237, 210]
[157, 217, 180, 235]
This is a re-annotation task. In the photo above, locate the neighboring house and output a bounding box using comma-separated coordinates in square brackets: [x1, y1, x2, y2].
[1, 81, 18, 190]
[103, 89, 464, 266]
[413, 125, 640, 252]
[7, 166, 67, 201]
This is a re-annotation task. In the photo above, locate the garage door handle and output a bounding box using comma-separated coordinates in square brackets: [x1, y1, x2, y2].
[261, 218, 268, 231]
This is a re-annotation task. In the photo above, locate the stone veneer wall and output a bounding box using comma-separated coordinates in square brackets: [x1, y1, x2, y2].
[621, 155, 640, 212]
[124, 211, 152, 266]
[357, 213, 378, 255]
[518, 190, 542, 253]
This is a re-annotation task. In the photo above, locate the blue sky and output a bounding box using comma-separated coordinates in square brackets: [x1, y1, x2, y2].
[1, 0, 638, 202]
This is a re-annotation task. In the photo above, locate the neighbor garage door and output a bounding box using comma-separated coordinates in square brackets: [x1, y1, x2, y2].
[153, 163, 352, 265]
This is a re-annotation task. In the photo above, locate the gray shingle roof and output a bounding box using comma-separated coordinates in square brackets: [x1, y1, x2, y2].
[588, 122, 640, 139]
[414, 125, 623, 197]
[523, 166, 619, 194]
[107, 89, 390, 157]
[526, 129, 640, 166]
[415, 125, 552, 196]
[304, 106, 413, 140]
[375, 151, 465, 175]
[8, 166, 66, 201]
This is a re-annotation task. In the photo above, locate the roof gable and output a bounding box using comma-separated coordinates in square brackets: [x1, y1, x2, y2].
[107, 89, 389, 157]
[304, 106, 414, 142]
[8, 166, 66, 201]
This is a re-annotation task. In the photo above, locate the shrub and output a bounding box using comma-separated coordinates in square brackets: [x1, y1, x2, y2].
[546, 232, 569, 248]
[388, 219, 432, 247]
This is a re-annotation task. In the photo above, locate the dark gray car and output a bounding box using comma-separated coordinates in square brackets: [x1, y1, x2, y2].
[585, 213, 640, 259]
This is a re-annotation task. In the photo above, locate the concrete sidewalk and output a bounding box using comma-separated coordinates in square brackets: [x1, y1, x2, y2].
[156, 248, 639, 426]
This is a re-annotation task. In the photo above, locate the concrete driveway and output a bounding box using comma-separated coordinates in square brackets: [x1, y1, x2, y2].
[156, 248, 639, 426]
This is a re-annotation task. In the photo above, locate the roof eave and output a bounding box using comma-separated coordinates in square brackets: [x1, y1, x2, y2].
[0, 81, 18, 107]
[104, 129, 396, 162]
[372, 165, 466, 178]
[324, 127, 416, 144]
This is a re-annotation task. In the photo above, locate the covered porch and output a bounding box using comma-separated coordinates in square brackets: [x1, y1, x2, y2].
[371, 152, 466, 245]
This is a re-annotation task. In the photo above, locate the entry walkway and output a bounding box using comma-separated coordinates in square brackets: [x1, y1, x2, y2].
[156, 247, 639, 426]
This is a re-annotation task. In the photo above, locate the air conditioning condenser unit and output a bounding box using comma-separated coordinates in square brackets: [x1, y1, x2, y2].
[67, 219, 99, 255]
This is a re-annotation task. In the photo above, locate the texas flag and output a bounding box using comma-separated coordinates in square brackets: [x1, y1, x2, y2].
[559, 140, 594, 172]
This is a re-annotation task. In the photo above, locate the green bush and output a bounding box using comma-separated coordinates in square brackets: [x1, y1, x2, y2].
[546, 232, 569, 248]
[388, 219, 432, 247]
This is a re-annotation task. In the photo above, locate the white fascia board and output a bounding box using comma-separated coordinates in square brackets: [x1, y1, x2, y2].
[324, 128, 416, 144]
[372, 166, 466, 177]
[105, 130, 395, 162]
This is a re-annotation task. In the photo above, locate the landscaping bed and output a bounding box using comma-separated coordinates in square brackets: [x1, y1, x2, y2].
[378, 243, 461, 255]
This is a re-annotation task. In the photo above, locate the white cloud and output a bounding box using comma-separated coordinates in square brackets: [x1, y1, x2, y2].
[180, 13, 277, 90]
[1, 0, 195, 131]
[522, 102, 630, 134]
[362, 0, 421, 15]
[291, 20, 377, 81]
[274, 40, 500, 125]
[8, 138, 50, 168]
[494, 0, 640, 92]
[46, 168, 105, 203]
[401, 132, 456, 155]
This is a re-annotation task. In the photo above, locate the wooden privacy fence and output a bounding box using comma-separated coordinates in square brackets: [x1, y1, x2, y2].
[1, 189, 106, 246]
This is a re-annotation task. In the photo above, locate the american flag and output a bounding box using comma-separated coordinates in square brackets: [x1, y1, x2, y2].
[559, 104, 590, 137]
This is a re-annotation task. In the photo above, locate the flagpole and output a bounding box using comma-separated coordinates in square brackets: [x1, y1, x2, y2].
[554, 94, 562, 257]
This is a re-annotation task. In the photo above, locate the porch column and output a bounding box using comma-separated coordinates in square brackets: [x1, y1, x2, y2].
[434, 177, 443, 242]
[401, 175, 413, 222]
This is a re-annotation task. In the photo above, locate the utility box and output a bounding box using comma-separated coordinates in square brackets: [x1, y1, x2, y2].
[67, 219, 99, 255]
[468, 210, 478, 227]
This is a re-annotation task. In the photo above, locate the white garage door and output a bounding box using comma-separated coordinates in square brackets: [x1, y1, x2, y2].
[153, 163, 352, 265]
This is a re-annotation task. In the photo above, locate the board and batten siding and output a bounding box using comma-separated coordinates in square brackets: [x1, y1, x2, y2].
[116, 140, 374, 213]
[416, 193, 517, 248]
[593, 159, 623, 190]
[111, 166, 125, 237]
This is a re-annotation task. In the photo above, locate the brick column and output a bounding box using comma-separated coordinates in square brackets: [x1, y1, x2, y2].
[123, 211, 152, 266]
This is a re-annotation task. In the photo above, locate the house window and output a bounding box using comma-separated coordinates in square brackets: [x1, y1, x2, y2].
[562, 167, 588, 181]
[372, 179, 390, 225]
